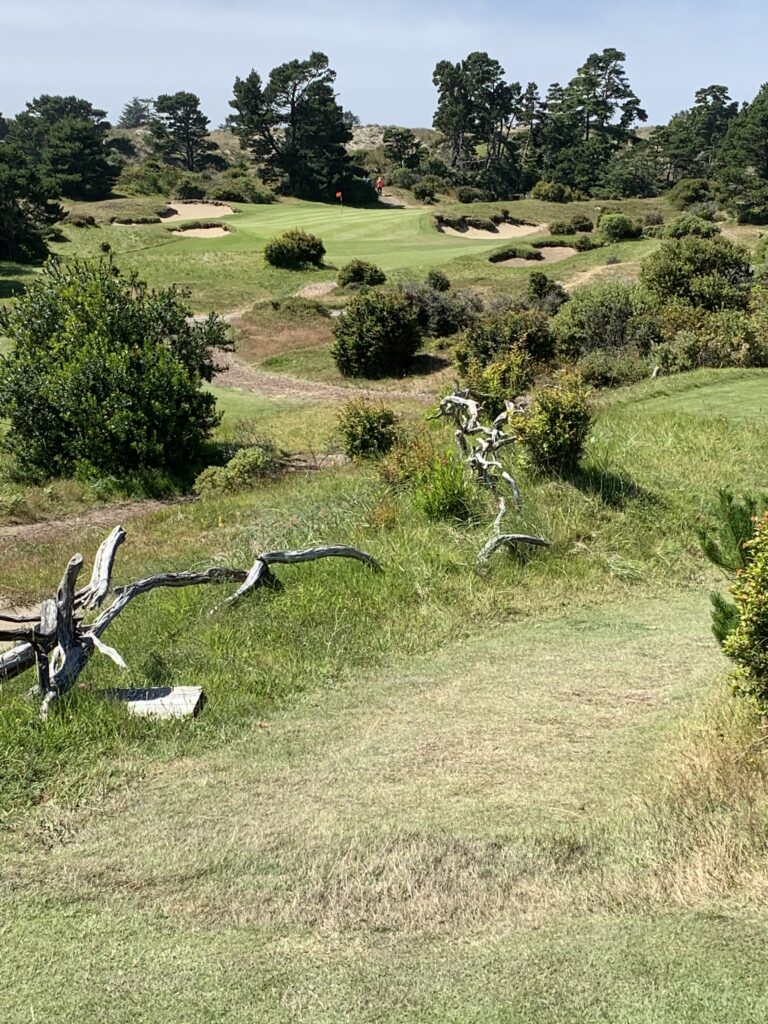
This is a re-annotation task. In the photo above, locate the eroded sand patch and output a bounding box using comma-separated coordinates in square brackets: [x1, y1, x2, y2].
[161, 202, 235, 222]
[295, 281, 338, 299]
[500, 246, 576, 267]
[171, 226, 230, 239]
[439, 222, 545, 239]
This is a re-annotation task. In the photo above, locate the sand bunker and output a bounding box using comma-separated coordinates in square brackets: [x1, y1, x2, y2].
[172, 226, 230, 239]
[161, 202, 235, 222]
[500, 246, 576, 267]
[439, 221, 545, 239]
[295, 281, 338, 299]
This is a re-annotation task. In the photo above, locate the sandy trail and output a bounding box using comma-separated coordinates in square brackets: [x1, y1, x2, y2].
[439, 222, 545, 239]
[0, 498, 194, 547]
[565, 262, 638, 290]
[213, 348, 434, 404]
[294, 281, 338, 299]
[500, 246, 576, 267]
[160, 203, 235, 222]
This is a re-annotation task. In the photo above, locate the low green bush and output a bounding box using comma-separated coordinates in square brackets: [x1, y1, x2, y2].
[208, 182, 275, 204]
[415, 452, 480, 523]
[195, 441, 279, 495]
[455, 186, 489, 204]
[599, 213, 642, 242]
[456, 307, 553, 369]
[548, 215, 593, 235]
[331, 291, 421, 378]
[552, 281, 661, 359]
[525, 271, 568, 314]
[458, 349, 534, 416]
[65, 214, 96, 228]
[516, 373, 592, 474]
[338, 400, 399, 458]
[641, 236, 752, 310]
[577, 347, 651, 388]
[530, 180, 574, 203]
[337, 259, 387, 287]
[723, 511, 768, 710]
[667, 177, 711, 210]
[264, 229, 325, 269]
[488, 245, 543, 264]
[663, 214, 721, 239]
[111, 215, 162, 225]
[574, 235, 600, 252]
[426, 268, 451, 292]
[756, 235, 768, 263]
[400, 282, 481, 337]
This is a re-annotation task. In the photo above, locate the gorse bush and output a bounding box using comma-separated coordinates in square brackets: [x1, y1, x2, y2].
[337, 259, 387, 287]
[194, 440, 279, 495]
[400, 282, 481, 337]
[456, 307, 553, 370]
[338, 400, 399, 458]
[264, 228, 325, 269]
[663, 214, 721, 239]
[458, 349, 534, 417]
[551, 281, 661, 359]
[641, 236, 753, 311]
[0, 259, 227, 480]
[515, 373, 592, 474]
[722, 512, 768, 710]
[667, 178, 712, 210]
[530, 180, 574, 203]
[331, 290, 421, 377]
[598, 212, 642, 242]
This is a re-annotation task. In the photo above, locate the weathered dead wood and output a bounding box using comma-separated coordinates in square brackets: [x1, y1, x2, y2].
[477, 533, 552, 565]
[0, 528, 382, 717]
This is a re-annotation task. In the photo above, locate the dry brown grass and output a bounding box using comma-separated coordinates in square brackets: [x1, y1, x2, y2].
[233, 307, 335, 363]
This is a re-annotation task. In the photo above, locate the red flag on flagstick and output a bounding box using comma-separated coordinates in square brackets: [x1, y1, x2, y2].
[335, 191, 343, 200]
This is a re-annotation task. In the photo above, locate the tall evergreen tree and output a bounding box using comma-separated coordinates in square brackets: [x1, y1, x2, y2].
[717, 83, 768, 222]
[658, 85, 737, 182]
[149, 92, 217, 172]
[118, 97, 154, 129]
[0, 135, 62, 262]
[229, 52, 359, 200]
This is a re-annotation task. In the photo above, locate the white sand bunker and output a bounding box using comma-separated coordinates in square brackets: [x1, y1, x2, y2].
[295, 281, 337, 299]
[439, 221, 545, 239]
[161, 202, 235, 222]
[500, 246, 576, 267]
[171, 226, 230, 239]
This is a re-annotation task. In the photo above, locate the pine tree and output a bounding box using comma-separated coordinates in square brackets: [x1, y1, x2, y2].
[149, 92, 217, 172]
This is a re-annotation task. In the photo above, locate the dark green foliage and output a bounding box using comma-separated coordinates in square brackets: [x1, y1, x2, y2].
[382, 127, 423, 169]
[337, 259, 386, 287]
[331, 291, 421, 378]
[652, 309, 768, 372]
[663, 214, 720, 238]
[516, 374, 592, 473]
[412, 177, 442, 203]
[456, 306, 553, 370]
[641, 236, 752, 310]
[0, 259, 227, 479]
[149, 92, 218, 172]
[111, 215, 161, 225]
[117, 97, 153, 129]
[596, 140, 662, 198]
[577, 347, 650, 388]
[400, 282, 480, 338]
[264, 228, 325, 269]
[549, 214, 593, 234]
[456, 186, 489, 203]
[598, 212, 642, 242]
[195, 440, 279, 495]
[525, 271, 568, 314]
[458, 349, 534, 416]
[573, 234, 600, 252]
[7, 95, 117, 201]
[659, 87, 737, 182]
[717, 83, 768, 223]
[415, 452, 480, 523]
[530, 180, 573, 202]
[488, 245, 543, 263]
[116, 159, 183, 197]
[0, 135, 63, 262]
[229, 52, 360, 202]
[426, 268, 451, 292]
[667, 177, 712, 210]
[208, 180, 275, 204]
[722, 512, 768, 709]
[337, 400, 400, 458]
[552, 281, 660, 358]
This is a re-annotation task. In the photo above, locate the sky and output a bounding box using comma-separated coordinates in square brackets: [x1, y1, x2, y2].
[2, 0, 767, 127]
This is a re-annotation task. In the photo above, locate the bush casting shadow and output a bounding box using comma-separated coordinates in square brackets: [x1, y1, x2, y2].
[564, 465, 658, 510]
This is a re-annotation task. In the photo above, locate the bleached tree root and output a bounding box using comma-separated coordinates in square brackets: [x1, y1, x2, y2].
[0, 529, 381, 717]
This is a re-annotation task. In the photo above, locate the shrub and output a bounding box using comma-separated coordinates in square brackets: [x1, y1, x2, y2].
[412, 176, 444, 203]
[525, 271, 568, 314]
[574, 235, 600, 252]
[642, 224, 664, 239]
[65, 214, 96, 228]
[0, 259, 227, 479]
[458, 349, 534, 416]
[530, 180, 573, 203]
[551, 282, 661, 359]
[331, 290, 421, 377]
[667, 178, 711, 210]
[599, 213, 642, 242]
[195, 441, 279, 495]
[516, 373, 592, 474]
[570, 214, 594, 232]
[338, 400, 399, 458]
[208, 182, 275, 204]
[388, 167, 418, 189]
[663, 214, 721, 239]
[652, 309, 768, 372]
[488, 245, 543, 264]
[641, 236, 753, 310]
[722, 511, 768, 710]
[456, 186, 488, 204]
[379, 431, 438, 488]
[754, 235, 768, 264]
[577, 347, 651, 388]
[337, 259, 387, 287]
[643, 210, 664, 226]
[173, 174, 208, 200]
[456, 307, 553, 370]
[548, 215, 593, 235]
[111, 215, 162, 225]
[264, 229, 325, 269]
[399, 283, 481, 338]
[415, 452, 480, 523]
[426, 268, 451, 292]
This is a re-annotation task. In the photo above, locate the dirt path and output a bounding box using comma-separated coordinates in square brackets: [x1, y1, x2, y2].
[0, 497, 194, 546]
[213, 347, 435, 404]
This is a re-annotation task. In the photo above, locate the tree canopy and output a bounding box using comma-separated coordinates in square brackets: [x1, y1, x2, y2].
[149, 92, 218, 172]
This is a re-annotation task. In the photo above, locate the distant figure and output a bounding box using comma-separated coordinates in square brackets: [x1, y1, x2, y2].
[376, 175, 384, 197]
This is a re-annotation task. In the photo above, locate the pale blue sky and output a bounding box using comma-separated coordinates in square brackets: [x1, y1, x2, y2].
[2, 0, 766, 127]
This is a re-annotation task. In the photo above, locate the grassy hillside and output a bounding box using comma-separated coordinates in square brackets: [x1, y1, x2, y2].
[3, 370, 768, 1019]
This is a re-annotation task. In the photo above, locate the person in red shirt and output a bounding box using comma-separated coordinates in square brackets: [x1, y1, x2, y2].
[376, 175, 384, 197]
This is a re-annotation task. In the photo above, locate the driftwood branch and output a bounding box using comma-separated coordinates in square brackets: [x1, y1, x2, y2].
[0, 527, 382, 716]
